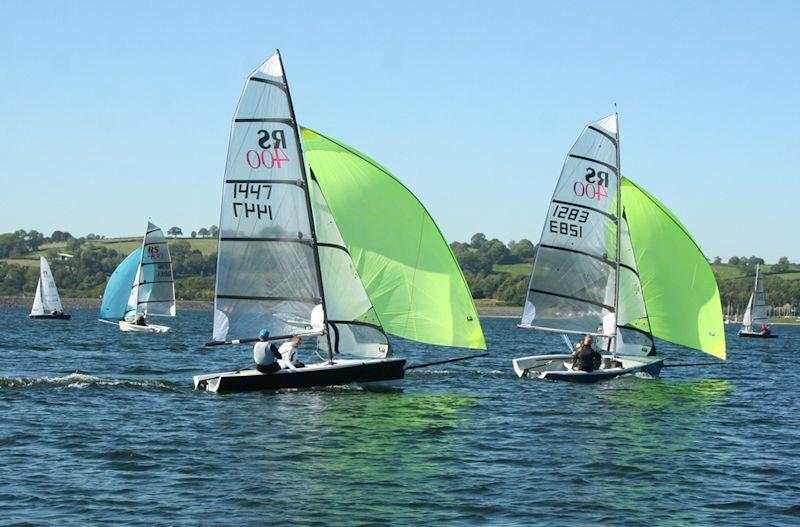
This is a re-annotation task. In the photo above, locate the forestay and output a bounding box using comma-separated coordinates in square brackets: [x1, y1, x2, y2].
[521, 114, 620, 335]
[212, 51, 324, 342]
[301, 127, 486, 350]
[30, 257, 63, 315]
[125, 222, 175, 320]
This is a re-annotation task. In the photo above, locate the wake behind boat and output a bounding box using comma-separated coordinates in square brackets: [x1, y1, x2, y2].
[513, 114, 726, 382]
[738, 264, 777, 338]
[99, 222, 176, 333]
[196, 51, 486, 393]
[29, 256, 70, 320]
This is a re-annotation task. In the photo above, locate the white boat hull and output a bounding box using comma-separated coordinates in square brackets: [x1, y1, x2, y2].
[512, 353, 664, 383]
[119, 321, 171, 333]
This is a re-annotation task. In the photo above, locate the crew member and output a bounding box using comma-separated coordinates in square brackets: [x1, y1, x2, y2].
[573, 334, 602, 372]
[254, 329, 282, 374]
[278, 335, 305, 370]
[760, 323, 771, 336]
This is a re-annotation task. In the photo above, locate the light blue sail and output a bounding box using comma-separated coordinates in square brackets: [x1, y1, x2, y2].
[100, 248, 142, 320]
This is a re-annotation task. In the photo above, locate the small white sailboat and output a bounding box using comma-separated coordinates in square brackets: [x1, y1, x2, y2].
[29, 257, 70, 320]
[513, 114, 726, 382]
[194, 51, 485, 393]
[99, 222, 176, 333]
[738, 264, 776, 338]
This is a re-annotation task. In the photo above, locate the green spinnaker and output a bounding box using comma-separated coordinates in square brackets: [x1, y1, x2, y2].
[621, 177, 726, 359]
[301, 127, 486, 350]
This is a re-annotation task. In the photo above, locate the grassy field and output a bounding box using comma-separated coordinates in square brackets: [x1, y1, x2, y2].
[492, 263, 531, 276]
[0, 258, 40, 268]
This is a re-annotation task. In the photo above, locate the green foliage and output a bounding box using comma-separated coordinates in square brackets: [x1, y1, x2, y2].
[0, 230, 45, 258]
[0, 231, 218, 300]
[451, 233, 536, 304]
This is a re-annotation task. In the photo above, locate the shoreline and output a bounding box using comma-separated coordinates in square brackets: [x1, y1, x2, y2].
[3, 297, 796, 323]
[1, 296, 519, 318]
[0, 296, 213, 311]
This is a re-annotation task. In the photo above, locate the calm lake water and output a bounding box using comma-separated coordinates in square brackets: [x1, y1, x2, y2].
[0, 308, 798, 526]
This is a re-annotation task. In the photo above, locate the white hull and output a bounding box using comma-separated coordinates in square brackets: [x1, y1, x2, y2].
[119, 321, 171, 333]
[512, 353, 664, 382]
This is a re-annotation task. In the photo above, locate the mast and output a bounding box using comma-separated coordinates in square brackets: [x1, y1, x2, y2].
[131, 222, 148, 317]
[278, 50, 334, 363]
[612, 112, 622, 357]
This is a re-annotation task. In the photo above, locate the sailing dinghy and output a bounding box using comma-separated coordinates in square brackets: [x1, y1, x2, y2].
[513, 114, 726, 382]
[99, 222, 176, 333]
[29, 257, 70, 319]
[194, 51, 485, 393]
[738, 264, 777, 338]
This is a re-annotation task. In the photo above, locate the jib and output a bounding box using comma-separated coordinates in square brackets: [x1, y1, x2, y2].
[257, 129, 286, 149]
[585, 167, 609, 187]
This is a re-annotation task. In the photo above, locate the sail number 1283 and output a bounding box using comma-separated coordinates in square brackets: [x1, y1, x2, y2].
[549, 205, 589, 238]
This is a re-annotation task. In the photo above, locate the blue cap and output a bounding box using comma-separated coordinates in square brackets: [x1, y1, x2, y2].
[259, 329, 270, 338]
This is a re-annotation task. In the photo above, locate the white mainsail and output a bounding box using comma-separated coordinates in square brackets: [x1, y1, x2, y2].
[741, 264, 768, 332]
[124, 222, 175, 321]
[30, 257, 63, 316]
[212, 51, 326, 342]
[522, 114, 621, 336]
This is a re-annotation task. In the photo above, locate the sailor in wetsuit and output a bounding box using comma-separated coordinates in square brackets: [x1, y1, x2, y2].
[253, 329, 282, 374]
[278, 335, 305, 370]
[572, 334, 602, 372]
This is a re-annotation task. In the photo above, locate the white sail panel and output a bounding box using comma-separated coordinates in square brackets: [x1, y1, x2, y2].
[213, 51, 323, 342]
[752, 268, 768, 326]
[614, 216, 654, 355]
[30, 280, 44, 316]
[31, 257, 63, 315]
[742, 265, 767, 332]
[310, 179, 388, 358]
[741, 295, 754, 330]
[136, 223, 175, 317]
[522, 114, 620, 334]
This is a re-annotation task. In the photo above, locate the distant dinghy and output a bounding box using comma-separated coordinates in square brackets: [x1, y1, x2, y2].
[194, 51, 485, 393]
[739, 264, 777, 338]
[29, 257, 70, 320]
[512, 114, 726, 382]
[99, 222, 176, 333]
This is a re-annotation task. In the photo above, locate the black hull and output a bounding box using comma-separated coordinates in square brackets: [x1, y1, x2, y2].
[739, 332, 778, 339]
[195, 358, 406, 393]
[29, 314, 71, 320]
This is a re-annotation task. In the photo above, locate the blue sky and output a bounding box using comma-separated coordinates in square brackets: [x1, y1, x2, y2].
[0, 0, 797, 261]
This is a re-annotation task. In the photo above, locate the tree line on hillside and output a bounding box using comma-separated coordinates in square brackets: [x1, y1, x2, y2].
[1, 229, 798, 311]
[449, 233, 535, 303]
[0, 233, 216, 300]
